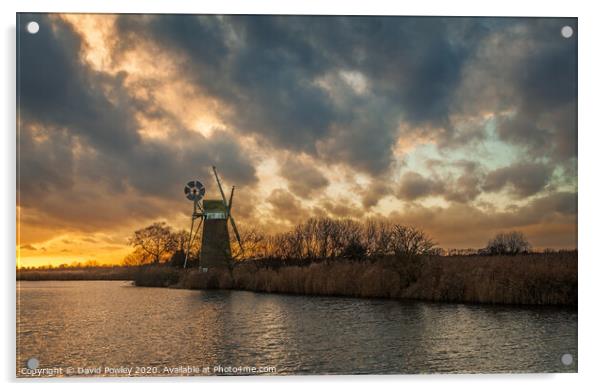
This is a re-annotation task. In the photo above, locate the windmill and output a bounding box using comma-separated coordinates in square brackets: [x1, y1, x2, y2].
[183, 166, 243, 269]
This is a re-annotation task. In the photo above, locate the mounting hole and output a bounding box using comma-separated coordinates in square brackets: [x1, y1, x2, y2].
[561, 25, 573, 39]
[26, 21, 39, 34]
[561, 353, 573, 366]
[27, 357, 39, 369]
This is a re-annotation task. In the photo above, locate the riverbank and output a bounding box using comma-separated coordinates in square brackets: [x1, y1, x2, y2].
[17, 253, 576, 306]
[137, 252, 577, 306]
[17, 266, 140, 281]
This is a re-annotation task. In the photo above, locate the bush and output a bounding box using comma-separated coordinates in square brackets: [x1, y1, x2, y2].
[133, 266, 182, 287]
[485, 231, 531, 255]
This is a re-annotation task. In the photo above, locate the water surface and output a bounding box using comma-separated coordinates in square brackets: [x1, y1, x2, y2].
[17, 281, 577, 376]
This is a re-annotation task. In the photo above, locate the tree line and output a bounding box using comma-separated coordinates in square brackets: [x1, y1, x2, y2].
[124, 217, 534, 266]
[234, 218, 438, 261]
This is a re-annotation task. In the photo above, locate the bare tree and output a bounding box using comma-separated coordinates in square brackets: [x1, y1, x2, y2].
[231, 228, 266, 260]
[128, 222, 176, 264]
[390, 225, 436, 258]
[171, 229, 189, 252]
[379, 225, 436, 288]
[364, 219, 393, 256]
[338, 219, 365, 259]
[248, 217, 437, 264]
[123, 248, 153, 266]
[486, 231, 531, 255]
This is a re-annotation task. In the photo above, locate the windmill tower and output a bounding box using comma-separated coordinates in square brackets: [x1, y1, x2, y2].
[183, 166, 243, 269]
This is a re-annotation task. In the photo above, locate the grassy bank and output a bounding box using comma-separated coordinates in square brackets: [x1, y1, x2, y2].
[133, 252, 577, 306]
[17, 266, 141, 281]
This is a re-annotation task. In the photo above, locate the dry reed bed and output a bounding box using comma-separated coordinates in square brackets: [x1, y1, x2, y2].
[135, 252, 577, 306]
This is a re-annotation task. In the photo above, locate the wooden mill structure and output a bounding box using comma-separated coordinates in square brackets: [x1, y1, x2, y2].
[183, 166, 243, 269]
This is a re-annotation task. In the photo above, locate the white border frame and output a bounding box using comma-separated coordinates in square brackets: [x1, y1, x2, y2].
[3, 1, 600, 390]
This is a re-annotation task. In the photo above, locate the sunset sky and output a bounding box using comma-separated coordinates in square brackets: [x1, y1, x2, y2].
[17, 14, 577, 267]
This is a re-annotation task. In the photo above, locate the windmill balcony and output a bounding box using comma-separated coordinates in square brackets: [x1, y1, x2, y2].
[205, 212, 226, 220]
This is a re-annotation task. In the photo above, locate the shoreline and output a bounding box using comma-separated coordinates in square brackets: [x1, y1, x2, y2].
[17, 280, 579, 312]
[16, 278, 578, 311]
[18, 252, 577, 307]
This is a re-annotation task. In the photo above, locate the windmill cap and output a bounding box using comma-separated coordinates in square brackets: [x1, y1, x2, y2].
[203, 199, 227, 212]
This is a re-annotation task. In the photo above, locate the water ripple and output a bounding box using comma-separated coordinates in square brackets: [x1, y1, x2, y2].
[17, 281, 577, 376]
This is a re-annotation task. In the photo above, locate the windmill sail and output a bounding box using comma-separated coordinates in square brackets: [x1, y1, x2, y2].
[211, 166, 244, 253]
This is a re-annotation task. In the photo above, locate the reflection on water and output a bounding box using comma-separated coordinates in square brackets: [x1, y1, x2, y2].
[17, 281, 577, 375]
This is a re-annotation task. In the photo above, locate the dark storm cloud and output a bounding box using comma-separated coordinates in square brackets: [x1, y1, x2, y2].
[114, 15, 497, 175]
[18, 15, 140, 153]
[396, 158, 553, 205]
[19, 124, 257, 230]
[444, 173, 483, 203]
[361, 181, 393, 209]
[444, 160, 485, 203]
[17, 123, 75, 201]
[461, 18, 577, 162]
[309, 161, 485, 216]
[376, 161, 486, 204]
[105, 131, 257, 198]
[388, 190, 576, 248]
[422, 159, 486, 203]
[317, 100, 401, 174]
[113, 15, 577, 188]
[279, 156, 329, 197]
[316, 199, 363, 219]
[394, 158, 554, 205]
[266, 189, 306, 224]
[18, 14, 577, 247]
[483, 162, 554, 198]
[397, 171, 445, 201]
[17, 15, 257, 230]
[499, 191, 576, 227]
[340, 17, 485, 126]
[116, 15, 338, 151]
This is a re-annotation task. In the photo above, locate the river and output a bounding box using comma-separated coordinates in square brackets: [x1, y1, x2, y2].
[16, 280, 577, 376]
